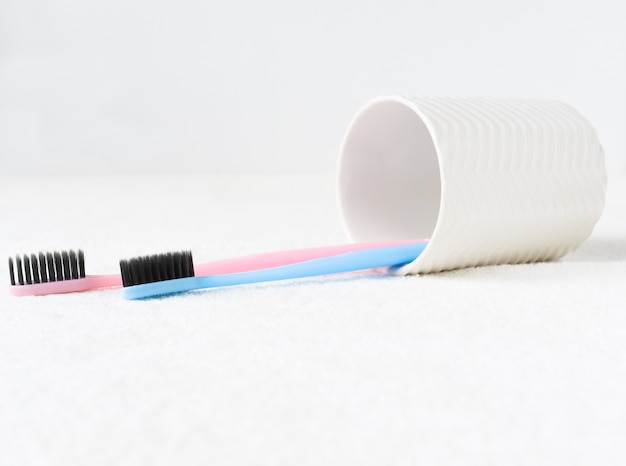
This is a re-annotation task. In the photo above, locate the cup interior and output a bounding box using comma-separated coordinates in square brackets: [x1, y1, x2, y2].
[338, 98, 441, 242]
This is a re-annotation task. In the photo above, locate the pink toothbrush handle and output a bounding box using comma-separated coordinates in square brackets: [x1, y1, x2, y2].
[195, 239, 426, 276]
[9, 274, 122, 297]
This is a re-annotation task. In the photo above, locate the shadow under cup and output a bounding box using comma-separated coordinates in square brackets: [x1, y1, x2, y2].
[338, 96, 607, 274]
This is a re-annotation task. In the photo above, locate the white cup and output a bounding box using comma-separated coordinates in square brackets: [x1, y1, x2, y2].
[338, 96, 607, 274]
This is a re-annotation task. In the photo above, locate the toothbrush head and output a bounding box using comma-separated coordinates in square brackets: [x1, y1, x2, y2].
[119, 251, 194, 287]
[9, 249, 85, 286]
[8, 249, 123, 297]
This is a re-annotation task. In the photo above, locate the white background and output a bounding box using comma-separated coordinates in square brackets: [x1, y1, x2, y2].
[0, 0, 624, 175]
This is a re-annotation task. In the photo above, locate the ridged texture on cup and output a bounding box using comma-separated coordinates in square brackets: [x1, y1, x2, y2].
[341, 96, 607, 274]
[402, 97, 606, 274]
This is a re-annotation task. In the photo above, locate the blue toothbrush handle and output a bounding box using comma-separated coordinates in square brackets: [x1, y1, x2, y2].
[122, 242, 427, 300]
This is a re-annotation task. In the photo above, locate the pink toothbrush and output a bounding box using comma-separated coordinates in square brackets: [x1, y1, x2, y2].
[194, 239, 421, 275]
[8, 251, 119, 297]
[8, 240, 426, 297]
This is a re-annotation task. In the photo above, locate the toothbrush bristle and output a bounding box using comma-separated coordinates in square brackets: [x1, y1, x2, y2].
[31, 254, 40, 284]
[61, 252, 70, 280]
[8, 250, 85, 286]
[78, 251, 85, 279]
[119, 251, 194, 287]
[8, 258, 15, 286]
[38, 252, 48, 283]
[23, 255, 33, 284]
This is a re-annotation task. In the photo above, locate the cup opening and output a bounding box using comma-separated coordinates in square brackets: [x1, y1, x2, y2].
[338, 97, 441, 243]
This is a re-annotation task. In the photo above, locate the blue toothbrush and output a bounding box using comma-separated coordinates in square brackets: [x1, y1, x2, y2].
[120, 242, 427, 300]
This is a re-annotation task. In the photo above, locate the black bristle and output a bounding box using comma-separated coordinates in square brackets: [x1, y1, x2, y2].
[182, 251, 193, 278]
[8, 249, 87, 286]
[173, 254, 183, 279]
[54, 252, 63, 282]
[150, 257, 160, 282]
[78, 250, 85, 278]
[16, 256, 24, 285]
[61, 251, 70, 280]
[136, 258, 147, 284]
[165, 255, 175, 281]
[119, 258, 133, 287]
[31, 254, 41, 284]
[39, 252, 48, 283]
[9, 257, 16, 286]
[47, 252, 56, 282]
[143, 257, 153, 283]
[152, 257, 162, 282]
[119, 251, 194, 287]
[69, 250, 79, 280]
[119, 261, 128, 287]
[23, 255, 33, 284]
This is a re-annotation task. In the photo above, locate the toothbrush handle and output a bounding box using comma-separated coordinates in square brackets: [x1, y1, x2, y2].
[9, 274, 122, 297]
[199, 242, 424, 287]
[195, 239, 425, 275]
[123, 242, 427, 299]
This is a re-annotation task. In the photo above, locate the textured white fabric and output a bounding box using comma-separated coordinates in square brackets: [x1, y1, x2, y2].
[1, 174, 625, 465]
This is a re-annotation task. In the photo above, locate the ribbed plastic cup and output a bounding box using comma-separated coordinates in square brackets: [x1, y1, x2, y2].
[338, 96, 607, 274]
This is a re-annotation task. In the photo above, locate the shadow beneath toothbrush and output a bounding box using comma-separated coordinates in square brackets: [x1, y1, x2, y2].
[562, 237, 626, 263]
[188, 271, 395, 298]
